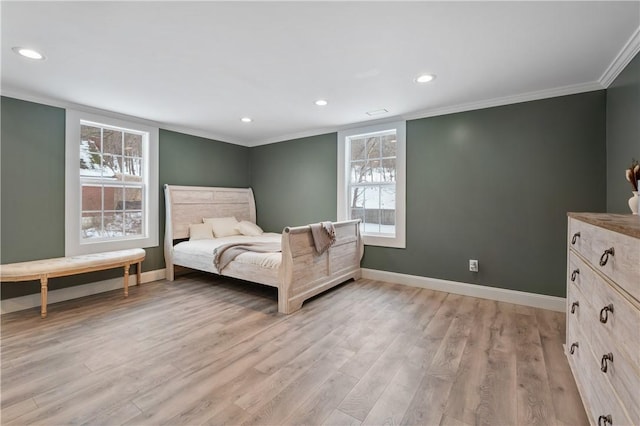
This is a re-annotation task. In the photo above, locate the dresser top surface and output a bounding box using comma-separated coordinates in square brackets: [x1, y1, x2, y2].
[568, 213, 640, 239]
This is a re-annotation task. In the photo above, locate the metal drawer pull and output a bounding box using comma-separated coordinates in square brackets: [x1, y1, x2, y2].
[598, 414, 612, 426]
[599, 304, 614, 323]
[571, 232, 580, 245]
[571, 301, 579, 314]
[599, 247, 614, 266]
[600, 353, 613, 372]
[569, 342, 579, 354]
[571, 269, 579, 282]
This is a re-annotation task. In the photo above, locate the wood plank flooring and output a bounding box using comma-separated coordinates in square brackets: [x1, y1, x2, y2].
[1, 273, 588, 425]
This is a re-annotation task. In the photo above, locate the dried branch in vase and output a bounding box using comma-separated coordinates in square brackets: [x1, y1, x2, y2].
[626, 159, 640, 192]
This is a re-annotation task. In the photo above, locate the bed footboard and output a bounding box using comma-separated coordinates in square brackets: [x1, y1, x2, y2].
[278, 219, 363, 314]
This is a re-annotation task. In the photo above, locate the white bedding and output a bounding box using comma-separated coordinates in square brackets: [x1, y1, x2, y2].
[172, 233, 282, 274]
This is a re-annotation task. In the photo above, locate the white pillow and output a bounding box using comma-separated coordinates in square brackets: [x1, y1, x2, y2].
[203, 216, 241, 237]
[237, 221, 264, 236]
[189, 223, 214, 240]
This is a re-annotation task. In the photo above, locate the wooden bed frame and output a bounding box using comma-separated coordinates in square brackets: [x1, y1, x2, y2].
[164, 185, 364, 314]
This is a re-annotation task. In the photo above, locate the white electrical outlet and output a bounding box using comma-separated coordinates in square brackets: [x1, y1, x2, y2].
[469, 259, 479, 272]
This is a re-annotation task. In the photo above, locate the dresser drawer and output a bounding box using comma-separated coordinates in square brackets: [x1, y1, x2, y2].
[569, 252, 640, 364]
[566, 321, 632, 426]
[589, 275, 640, 367]
[590, 318, 640, 424]
[566, 312, 592, 374]
[569, 219, 640, 301]
[566, 279, 592, 337]
[583, 350, 635, 426]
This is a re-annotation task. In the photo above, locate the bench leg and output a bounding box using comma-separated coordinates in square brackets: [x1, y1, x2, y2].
[137, 261, 142, 285]
[124, 264, 130, 297]
[40, 276, 48, 319]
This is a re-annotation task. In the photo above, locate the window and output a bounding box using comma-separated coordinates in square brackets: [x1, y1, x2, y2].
[65, 110, 158, 255]
[338, 121, 406, 248]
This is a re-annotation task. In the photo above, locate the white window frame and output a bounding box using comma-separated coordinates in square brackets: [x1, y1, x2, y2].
[337, 120, 406, 248]
[65, 109, 159, 256]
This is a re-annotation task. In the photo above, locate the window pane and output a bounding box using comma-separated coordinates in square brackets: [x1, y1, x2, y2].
[125, 212, 143, 236]
[381, 158, 396, 182]
[363, 185, 380, 209]
[381, 186, 396, 234]
[104, 186, 124, 211]
[80, 149, 102, 176]
[350, 208, 365, 223]
[81, 125, 102, 153]
[124, 133, 142, 157]
[350, 161, 366, 183]
[365, 209, 381, 226]
[123, 157, 143, 181]
[81, 212, 102, 239]
[368, 159, 382, 183]
[104, 212, 124, 237]
[103, 129, 123, 156]
[350, 137, 366, 161]
[82, 185, 102, 211]
[124, 187, 143, 210]
[381, 186, 396, 211]
[101, 154, 122, 177]
[366, 137, 381, 159]
[382, 134, 396, 158]
[349, 186, 365, 208]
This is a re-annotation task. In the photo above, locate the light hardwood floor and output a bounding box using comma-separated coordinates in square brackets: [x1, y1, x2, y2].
[1, 273, 588, 425]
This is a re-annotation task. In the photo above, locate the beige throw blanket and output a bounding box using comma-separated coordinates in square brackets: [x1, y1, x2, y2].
[213, 242, 282, 272]
[310, 221, 336, 254]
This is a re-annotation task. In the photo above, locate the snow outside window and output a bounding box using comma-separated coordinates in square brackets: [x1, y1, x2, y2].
[338, 121, 406, 248]
[65, 110, 158, 256]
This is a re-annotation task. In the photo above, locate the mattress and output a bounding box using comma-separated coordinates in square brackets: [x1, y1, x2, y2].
[172, 233, 282, 274]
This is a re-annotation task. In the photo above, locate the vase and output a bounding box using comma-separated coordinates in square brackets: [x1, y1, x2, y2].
[629, 191, 639, 215]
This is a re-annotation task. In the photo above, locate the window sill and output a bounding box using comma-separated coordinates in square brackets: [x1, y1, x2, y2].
[362, 234, 405, 249]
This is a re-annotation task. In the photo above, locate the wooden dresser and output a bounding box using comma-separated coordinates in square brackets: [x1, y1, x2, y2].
[566, 213, 640, 426]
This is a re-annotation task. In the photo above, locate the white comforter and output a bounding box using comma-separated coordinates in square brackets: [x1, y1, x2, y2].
[172, 233, 282, 273]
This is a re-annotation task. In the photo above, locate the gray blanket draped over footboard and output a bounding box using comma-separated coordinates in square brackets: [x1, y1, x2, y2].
[213, 242, 282, 272]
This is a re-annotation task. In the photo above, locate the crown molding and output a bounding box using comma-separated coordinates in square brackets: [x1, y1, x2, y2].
[250, 81, 605, 146]
[0, 65, 620, 149]
[3, 80, 605, 150]
[403, 81, 604, 122]
[0, 86, 243, 146]
[0, 87, 164, 129]
[158, 124, 239, 147]
[242, 126, 339, 147]
[599, 26, 640, 88]
[246, 115, 408, 147]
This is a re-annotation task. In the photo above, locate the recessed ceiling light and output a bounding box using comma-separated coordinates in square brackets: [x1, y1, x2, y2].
[415, 73, 435, 83]
[366, 109, 388, 116]
[12, 47, 45, 60]
[315, 99, 328, 106]
[241, 117, 252, 123]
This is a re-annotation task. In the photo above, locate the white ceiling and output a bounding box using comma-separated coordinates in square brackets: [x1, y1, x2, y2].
[2, 1, 639, 147]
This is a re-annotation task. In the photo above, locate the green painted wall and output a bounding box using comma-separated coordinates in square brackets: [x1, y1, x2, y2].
[0, 98, 250, 299]
[151, 129, 251, 271]
[365, 92, 606, 297]
[1, 97, 65, 263]
[251, 91, 607, 297]
[1, 97, 72, 298]
[0, 88, 614, 301]
[606, 52, 640, 213]
[250, 133, 337, 232]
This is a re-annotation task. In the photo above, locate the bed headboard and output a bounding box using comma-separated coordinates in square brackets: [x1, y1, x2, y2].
[164, 185, 256, 241]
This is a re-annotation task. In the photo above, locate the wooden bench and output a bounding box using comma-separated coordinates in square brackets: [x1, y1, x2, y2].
[0, 248, 145, 318]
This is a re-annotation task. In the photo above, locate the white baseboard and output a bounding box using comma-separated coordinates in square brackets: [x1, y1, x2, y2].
[361, 268, 566, 312]
[1, 268, 166, 315]
[141, 268, 167, 283]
